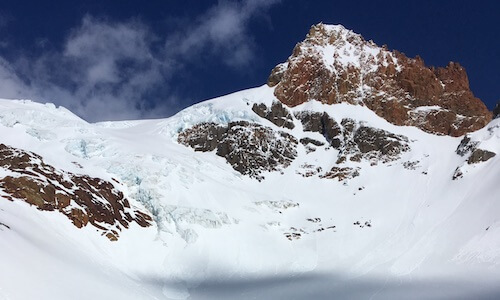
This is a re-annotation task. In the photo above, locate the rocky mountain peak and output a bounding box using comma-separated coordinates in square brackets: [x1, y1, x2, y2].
[303, 23, 367, 48]
[269, 23, 492, 136]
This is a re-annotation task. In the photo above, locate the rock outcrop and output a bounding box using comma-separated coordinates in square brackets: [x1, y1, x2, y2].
[456, 135, 480, 157]
[0, 144, 152, 240]
[251, 101, 295, 129]
[295, 112, 410, 164]
[178, 121, 298, 180]
[320, 166, 360, 181]
[467, 149, 496, 164]
[494, 102, 500, 119]
[269, 23, 492, 136]
[177, 110, 410, 180]
[295, 111, 342, 147]
[455, 134, 496, 164]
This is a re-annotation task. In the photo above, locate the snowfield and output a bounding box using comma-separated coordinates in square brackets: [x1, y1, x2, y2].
[0, 85, 499, 299]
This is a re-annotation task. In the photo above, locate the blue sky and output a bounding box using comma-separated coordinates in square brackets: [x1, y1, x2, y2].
[0, 0, 498, 121]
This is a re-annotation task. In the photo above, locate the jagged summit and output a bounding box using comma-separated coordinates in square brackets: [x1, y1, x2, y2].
[269, 23, 492, 136]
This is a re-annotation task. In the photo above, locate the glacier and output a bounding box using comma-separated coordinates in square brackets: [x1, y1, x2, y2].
[0, 84, 499, 300]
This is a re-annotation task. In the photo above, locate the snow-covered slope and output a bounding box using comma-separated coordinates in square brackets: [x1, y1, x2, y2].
[0, 84, 499, 299]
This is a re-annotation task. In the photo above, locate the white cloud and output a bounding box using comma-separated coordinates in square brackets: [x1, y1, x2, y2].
[20, 16, 167, 121]
[166, 0, 281, 67]
[64, 16, 161, 85]
[0, 0, 281, 122]
[0, 57, 32, 99]
[0, 15, 173, 121]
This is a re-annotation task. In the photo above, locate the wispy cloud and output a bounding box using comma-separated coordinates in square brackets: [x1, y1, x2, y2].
[0, 0, 281, 122]
[8, 15, 166, 121]
[0, 57, 32, 99]
[165, 0, 280, 67]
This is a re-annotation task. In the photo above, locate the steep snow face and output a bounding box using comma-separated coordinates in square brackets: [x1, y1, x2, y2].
[0, 86, 499, 300]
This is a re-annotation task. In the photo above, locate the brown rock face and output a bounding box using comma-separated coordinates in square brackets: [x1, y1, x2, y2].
[270, 23, 492, 136]
[0, 144, 152, 240]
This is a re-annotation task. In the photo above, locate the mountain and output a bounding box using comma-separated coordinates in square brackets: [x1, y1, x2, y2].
[0, 24, 499, 300]
[269, 24, 492, 136]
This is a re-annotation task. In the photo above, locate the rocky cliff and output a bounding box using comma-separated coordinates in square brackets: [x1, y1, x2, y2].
[269, 24, 492, 136]
[0, 143, 152, 240]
